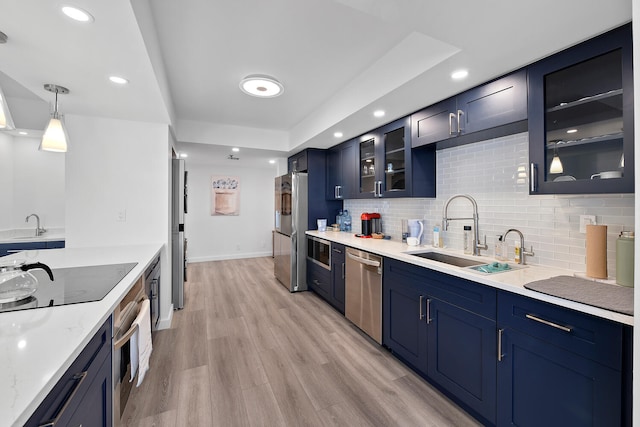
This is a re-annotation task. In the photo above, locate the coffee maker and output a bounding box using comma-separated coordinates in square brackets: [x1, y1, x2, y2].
[361, 213, 382, 236]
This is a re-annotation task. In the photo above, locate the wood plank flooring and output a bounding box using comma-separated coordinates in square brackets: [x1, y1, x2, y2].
[120, 257, 480, 427]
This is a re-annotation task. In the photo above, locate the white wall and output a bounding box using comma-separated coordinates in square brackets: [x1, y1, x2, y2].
[64, 115, 173, 327]
[0, 134, 65, 231]
[0, 133, 14, 230]
[345, 131, 635, 277]
[12, 137, 65, 229]
[184, 160, 278, 262]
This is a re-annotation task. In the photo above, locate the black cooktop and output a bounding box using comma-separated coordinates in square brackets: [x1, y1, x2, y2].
[0, 262, 137, 313]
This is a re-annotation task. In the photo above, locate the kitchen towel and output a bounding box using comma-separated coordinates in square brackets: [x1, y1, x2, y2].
[524, 275, 633, 315]
[586, 224, 608, 279]
[130, 298, 153, 387]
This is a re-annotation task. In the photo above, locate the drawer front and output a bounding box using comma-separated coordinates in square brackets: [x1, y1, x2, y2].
[307, 260, 331, 300]
[498, 291, 623, 369]
[385, 258, 496, 319]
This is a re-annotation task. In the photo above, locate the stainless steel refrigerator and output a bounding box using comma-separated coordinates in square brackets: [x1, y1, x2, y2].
[172, 158, 187, 309]
[274, 172, 308, 292]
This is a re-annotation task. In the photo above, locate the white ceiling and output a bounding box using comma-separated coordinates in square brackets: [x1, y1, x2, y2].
[0, 0, 632, 164]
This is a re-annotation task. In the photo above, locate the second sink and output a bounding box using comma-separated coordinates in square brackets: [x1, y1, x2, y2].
[405, 251, 485, 268]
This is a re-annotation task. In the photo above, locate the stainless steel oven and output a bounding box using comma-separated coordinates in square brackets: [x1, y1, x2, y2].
[307, 235, 331, 270]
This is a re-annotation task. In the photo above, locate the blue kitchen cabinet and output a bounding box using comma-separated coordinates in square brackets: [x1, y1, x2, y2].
[497, 291, 627, 426]
[0, 240, 65, 257]
[25, 317, 112, 427]
[329, 243, 346, 313]
[528, 23, 633, 195]
[412, 70, 527, 149]
[307, 258, 331, 302]
[47, 240, 66, 249]
[383, 258, 497, 424]
[288, 150, 308, 173]
[326, 139, 357, 200]
[356, 116, 436, 199]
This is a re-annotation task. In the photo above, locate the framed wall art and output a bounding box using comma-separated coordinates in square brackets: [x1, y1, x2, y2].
[211, 175, 240, 216]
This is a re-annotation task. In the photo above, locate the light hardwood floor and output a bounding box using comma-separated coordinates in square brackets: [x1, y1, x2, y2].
[121, 257, 481, 427]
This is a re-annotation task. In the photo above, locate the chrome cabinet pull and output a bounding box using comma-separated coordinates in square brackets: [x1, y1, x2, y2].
[530, 162, 537, 193]
[525, 314, 572, 333]
[497, 328, 504, 362]
[341, 262, 345, 280]
[449, 112, 456, 135]
[457, 109, 464, 134]
[419, 295, 424, 320]
[332, 247, 342, 254]
[39, 371, 88, 427]
[426, 298, 432, 324]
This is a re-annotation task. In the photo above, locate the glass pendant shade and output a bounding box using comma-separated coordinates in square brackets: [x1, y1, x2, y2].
[40, 114, 68, 152]
[549, 153, 564, 174]
[0, 86, 15, 130]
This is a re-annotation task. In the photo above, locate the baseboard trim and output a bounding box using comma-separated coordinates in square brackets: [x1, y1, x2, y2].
[188, 251, 272, 263]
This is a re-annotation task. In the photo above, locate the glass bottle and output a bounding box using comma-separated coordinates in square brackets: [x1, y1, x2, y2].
[336, 210, 343, 231]
[343, 210, 352, 232]
[616, 231, 634, 287]
[463, 226, 472, 254]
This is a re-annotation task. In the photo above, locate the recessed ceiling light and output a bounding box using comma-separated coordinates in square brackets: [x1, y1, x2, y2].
[232, 147, 240, 152]
[566, 129, 578, 134]
[333, 132, 343, 138]
[179, 153, 188, 158]
[109, 76, 129, 85]
[269, 159, 276, 164]
[451, 69, 469, 80]
[239, 74, 284, 98]
[61, 6, 94, 22]
[373, 110, 385, 118]
[18, 131, 27, 135]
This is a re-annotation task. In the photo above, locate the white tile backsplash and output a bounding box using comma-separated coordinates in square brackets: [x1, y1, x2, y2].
[344, 132, 634, 277]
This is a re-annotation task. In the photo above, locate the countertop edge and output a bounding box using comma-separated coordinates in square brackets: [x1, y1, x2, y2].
[306, 230, 634, 326]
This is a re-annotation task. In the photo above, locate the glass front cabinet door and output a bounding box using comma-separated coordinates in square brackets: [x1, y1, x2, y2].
[528, 24, 633, 194]
[357, 117, 412, 198]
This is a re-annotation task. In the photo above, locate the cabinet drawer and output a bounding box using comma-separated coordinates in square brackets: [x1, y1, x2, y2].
[307, 260, 331, 300]
[385, 258, 496, 319]
[498, 291, 623, 369]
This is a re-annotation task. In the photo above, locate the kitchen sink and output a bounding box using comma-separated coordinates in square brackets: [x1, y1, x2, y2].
[405, 251, 485, 268]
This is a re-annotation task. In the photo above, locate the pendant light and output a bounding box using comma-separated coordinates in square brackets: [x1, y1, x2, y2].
[549, 147, 563, 174]
[40, 84, 70, 152]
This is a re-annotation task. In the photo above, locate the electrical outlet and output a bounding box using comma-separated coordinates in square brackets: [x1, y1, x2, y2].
[579, 215, 596, 233]
[116, 210, 127, 222]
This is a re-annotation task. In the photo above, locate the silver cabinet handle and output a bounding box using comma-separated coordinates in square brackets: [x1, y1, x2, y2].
[341, 262, 345, 280]
[377, 181, 383, 197]
[332, 247, 343, 254]
[334, 185, 339, 199]
[39, 371, 88, 427]
[530, 162, 537, 193]
[457, 109, 464, 134]
[426, 298, 432, 324]
[497, 328, 504, 362]
[346, 252, 381, 267]
[525, 314, 572, 333]
[419, 295, 424, 320]
[449, 112, 456, 135]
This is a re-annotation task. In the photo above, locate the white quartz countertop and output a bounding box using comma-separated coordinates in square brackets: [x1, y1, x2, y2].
[0, 244, 163, 427]
[0, 229, 66, 244]
[307, 230, 634, 326]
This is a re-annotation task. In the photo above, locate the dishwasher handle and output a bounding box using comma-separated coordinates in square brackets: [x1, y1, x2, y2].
[346, 251, 382, 274]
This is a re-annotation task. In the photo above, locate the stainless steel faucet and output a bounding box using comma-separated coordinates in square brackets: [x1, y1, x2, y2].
[503, 228, 535, 265]
[25, 214, 46, 237]
[442, 194, 488, 256]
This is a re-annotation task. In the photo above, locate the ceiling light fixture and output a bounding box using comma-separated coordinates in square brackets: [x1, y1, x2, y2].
[451, 69, 469, 80]
[566, 129, 578, 134]
[179, 153, 188, 158]
[19, 131, 27, 135]
[109, 76, 129, 85]
[0, 84, 15, 130]
[269, 159, 276, 164]
[239, 74, 284, 98]
[40, 84, 70, 153]
[333, 132, 343, 138]
[61, 5, 94, 22]
[232, 147, 240, 152]
[373, 110, 385, 118]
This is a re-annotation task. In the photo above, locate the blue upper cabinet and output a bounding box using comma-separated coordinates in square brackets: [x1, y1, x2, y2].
[356, 117, 435, 199]
[528, 23, 633, 195]
[326, 139, 357, 200]
[412, 70, 527, 149]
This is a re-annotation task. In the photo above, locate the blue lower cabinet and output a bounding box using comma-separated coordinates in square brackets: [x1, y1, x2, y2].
[307, 259, 331, 302]
[0, 240, 65, 256]
[25, 317, 112, 427]
[383, 276, 428, 375]
[329, 244, 346, 314]
[497, 327, 621, 426]
[427, 297, 496, 424]
[46, 240, 65, 249]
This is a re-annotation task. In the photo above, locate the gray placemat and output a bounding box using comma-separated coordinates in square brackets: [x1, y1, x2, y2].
[524, 275, 633, 316]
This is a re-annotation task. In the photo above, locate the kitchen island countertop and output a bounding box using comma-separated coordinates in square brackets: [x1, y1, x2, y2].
[0, 244, 163, 427]
[307, 230, 633, 326]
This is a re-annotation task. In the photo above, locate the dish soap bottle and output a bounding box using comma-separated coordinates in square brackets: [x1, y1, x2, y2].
[514, 240, 521, 264]
[433, 224, 440, 248]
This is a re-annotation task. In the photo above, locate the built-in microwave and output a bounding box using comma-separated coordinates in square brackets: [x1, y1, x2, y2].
[307, 235, 331, 270]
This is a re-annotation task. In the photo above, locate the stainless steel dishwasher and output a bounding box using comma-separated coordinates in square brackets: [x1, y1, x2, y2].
[345, 247, 383, 344]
